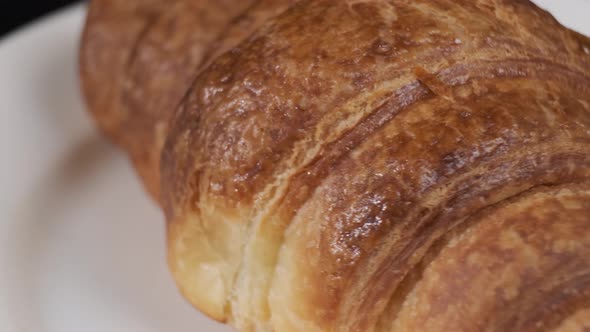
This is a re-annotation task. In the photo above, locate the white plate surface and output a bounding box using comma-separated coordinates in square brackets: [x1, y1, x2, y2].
[0, 2, 588, 332]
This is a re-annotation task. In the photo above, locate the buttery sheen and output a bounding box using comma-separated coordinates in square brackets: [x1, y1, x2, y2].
[80, 1, 590, 331]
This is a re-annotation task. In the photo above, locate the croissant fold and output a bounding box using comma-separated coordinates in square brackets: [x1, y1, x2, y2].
[80, 1, 590, 331]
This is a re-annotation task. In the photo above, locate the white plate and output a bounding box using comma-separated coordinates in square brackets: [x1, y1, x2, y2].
[0, 4, 230, 332]
[0, 2, 588, 332]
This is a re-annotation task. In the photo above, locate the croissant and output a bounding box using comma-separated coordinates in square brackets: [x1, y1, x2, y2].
[80, 1, 590, 331]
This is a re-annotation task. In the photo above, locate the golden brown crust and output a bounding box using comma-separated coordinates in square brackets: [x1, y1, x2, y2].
[120, 0, 258, 198]
[80, 0, 166, 142]
[81, 0, 590, 331]
[201, 0, 300, 68]
[386, 183, 590, 332]
[80, 0, 255, 199]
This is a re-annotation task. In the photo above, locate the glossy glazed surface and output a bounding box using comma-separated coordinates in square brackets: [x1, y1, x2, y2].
[80, 1, 590, 331]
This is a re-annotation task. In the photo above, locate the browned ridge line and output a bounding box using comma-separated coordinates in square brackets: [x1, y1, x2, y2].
[199, 0, 264, 68]
[318, 61, 590, 330]
[352, 150, 590, 332]
[123, 10, 165, 78]
[278, 57, 590, 226]
[375, 182, 590, 332]
[257, 57, 590, 331]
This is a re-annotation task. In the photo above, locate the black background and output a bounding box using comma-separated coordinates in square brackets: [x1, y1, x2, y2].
[0, 0, 79, 37]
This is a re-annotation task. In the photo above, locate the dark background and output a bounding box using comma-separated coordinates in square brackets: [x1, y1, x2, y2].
[0, 0, 79, 37]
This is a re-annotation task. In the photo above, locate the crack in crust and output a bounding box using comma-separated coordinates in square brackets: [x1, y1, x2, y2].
[80, 0, 590, 331]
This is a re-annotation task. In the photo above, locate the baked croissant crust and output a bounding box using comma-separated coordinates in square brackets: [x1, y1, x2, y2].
[80, 1, 590, 331]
